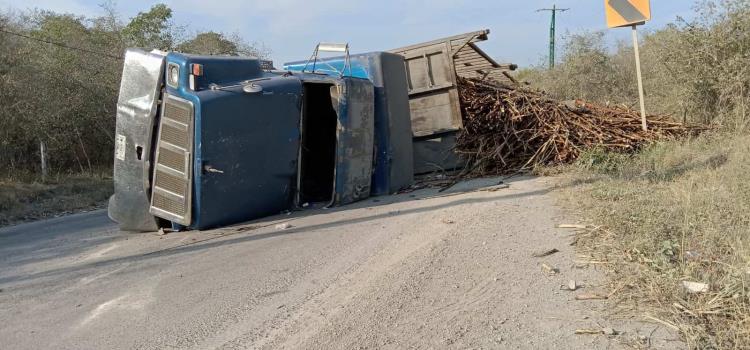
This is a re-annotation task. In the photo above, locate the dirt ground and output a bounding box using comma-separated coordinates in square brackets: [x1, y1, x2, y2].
[0, 176, 681, 349]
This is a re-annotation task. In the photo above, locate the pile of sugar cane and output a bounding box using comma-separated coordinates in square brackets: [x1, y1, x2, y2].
[455, 78, 708, 175]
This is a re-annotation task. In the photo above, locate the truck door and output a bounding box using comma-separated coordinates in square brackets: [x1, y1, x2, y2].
[192, 77, 304, 230]
[331, 78, 375, 205]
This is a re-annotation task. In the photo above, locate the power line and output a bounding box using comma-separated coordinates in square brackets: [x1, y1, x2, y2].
[0, 27, 122, 60]
[536, 4, 569, 69]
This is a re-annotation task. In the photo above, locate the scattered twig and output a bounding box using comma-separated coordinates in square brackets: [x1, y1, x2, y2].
[557, 224, 590, 229]
[532, 248, 560, 257]
[643, 314, 681, 331]
[575, 293, 608, 300]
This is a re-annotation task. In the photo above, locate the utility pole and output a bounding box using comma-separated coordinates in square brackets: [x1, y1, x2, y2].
[537, 4, 569, 69]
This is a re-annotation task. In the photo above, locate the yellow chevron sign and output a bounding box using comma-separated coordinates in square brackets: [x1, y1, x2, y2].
[605, 0, 651, 28]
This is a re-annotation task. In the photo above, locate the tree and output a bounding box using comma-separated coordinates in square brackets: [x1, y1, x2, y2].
[0, 3, 272, 177]
[121, 4, 173, 50]
[176, 31, 271, 58]
[176, 31, 237, 55]
[226, 32, 271, 58]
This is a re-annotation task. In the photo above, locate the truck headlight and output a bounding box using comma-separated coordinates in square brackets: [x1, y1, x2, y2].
[167, 63, 180, 87]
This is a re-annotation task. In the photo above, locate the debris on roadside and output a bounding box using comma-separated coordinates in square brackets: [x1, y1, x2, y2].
[556, 224, 590, 229]
[532, 248, 559, 258]
[573, 259, 611, 267]
[478, 183, 510, 192]
[562, 280, 578, 291]
[644, 314, 681, 331]
[156, 227, 174, 236]
[575, 292, 608, 300]
[442, 219, 455, 224]
[541, 263, 559, 275]
[681, 281, 709, 294]
[574, 328, 618, 336]
[400, 172, 458, 193]
[275, 223, 293, 230]
[235, 225, 260, 232]
[673, 302, 699, 317]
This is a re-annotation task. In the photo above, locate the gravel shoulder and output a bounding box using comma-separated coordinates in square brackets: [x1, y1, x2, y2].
[0, 176, 680, 349]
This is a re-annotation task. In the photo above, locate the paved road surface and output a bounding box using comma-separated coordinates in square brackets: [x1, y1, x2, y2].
[0, 177, 679, 349]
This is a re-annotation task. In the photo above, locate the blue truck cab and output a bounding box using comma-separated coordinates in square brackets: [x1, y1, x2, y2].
[109, 49, 375, 231]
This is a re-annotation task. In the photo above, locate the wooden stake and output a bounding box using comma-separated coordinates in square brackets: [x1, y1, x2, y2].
[40, 140, 48, 180]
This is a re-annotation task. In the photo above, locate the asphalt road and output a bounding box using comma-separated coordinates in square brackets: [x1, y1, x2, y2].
[0, 177, 679, 349]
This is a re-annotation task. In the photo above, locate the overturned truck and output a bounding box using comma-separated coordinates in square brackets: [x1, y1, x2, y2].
[109, 48, 412, 232]
[109, 30, 514, 232]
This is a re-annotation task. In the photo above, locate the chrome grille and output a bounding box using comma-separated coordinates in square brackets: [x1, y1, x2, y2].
[153, 171, 185, 195]
[164, 102, 190, 125]
[160, 123, 189, 147]
[157, 147, 186, 171]
[152, 192, 186, 217]
[150, 94, 193, 225]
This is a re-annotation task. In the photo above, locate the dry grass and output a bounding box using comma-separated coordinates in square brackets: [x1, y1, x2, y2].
[561, 132, 750, 349]
[0, 172, 113, 226]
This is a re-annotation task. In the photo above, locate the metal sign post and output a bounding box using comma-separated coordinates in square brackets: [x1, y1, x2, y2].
[605, 0, 651, 131]
[631, 25, 647, 131]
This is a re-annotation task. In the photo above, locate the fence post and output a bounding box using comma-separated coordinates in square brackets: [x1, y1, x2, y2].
[40, 140, 48, 180]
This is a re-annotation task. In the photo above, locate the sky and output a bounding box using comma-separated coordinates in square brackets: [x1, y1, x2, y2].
[0, 0, 698, 67]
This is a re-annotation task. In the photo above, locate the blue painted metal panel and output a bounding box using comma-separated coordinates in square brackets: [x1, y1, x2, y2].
[194, 79, 302, 229]
[330, 78, 374, 204]
[285, 52, 413, 195]
[165, 53, 302, 230]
